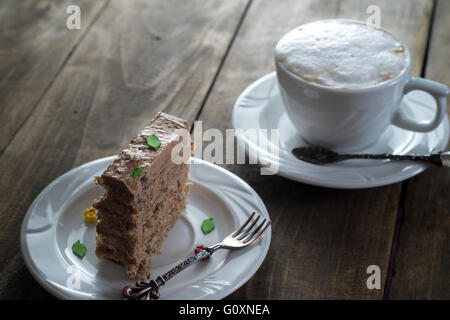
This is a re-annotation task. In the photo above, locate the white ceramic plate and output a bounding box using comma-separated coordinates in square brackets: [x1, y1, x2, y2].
[20, 157, 271, 300]
[232, 72, 449, 189]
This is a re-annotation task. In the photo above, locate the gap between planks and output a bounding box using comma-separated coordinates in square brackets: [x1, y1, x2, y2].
[382, 0, 437, 299]
[0, 0, 111, 159]
[190, 0, 253, 133]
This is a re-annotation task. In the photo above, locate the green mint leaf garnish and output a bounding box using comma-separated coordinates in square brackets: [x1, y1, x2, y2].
[132, 166, 145, 178]
[201, 217, 215, 234]
[146, 134, 161, 150]
[72, 240, 87, 258]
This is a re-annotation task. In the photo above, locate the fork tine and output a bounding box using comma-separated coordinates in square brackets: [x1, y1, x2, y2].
[237, 215, 260, 240]
[242, 218, 265, 242]
[243, 219, 270, 244]
[246, 220, 271, 246]
[232, 212, 256, 237]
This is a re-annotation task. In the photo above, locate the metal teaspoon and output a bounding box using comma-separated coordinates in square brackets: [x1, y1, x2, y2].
[292, 146, 450, 167]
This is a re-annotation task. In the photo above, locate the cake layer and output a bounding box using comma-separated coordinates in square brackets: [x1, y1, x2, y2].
[96, 180, 191, 253]
[94, 159, 189, 225]
[94, 162, 190, 241]
[94, 112, 191, 280]
[96, 181, 191, 279]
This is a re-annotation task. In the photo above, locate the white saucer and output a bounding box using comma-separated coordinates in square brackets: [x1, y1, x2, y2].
[232, 72, 449, 189]
[20, 157, 271, 300]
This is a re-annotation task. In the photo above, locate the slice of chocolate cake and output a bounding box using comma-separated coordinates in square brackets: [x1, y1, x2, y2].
[93, 112, 191, 280]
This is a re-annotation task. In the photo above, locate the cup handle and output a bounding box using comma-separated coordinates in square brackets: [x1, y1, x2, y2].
[391, 77, 449, 132]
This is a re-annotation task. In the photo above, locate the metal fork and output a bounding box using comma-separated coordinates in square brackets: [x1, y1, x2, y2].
[122, 212, 271, 300]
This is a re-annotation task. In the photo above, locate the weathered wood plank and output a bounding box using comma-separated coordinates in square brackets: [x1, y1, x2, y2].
[0, 0, 249, 298]
[0, 0, 108, 155]
[390, 0, 450, 299]
[197, 0, 434, 299]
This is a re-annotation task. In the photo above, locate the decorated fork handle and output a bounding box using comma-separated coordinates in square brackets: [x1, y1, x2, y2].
[122, 247, 214, 300]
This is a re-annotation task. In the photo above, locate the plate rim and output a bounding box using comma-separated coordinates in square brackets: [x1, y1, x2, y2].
[232, 72, 450, 189]
[20, 156, 271, 300]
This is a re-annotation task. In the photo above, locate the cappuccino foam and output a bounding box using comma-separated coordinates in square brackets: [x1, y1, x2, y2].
[275, 20, 409, 89]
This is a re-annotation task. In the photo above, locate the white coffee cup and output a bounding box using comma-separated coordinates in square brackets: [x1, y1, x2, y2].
[275, 19, 449, 152]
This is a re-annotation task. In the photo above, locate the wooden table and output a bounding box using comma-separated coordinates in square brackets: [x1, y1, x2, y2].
[0, 0, 448, 300]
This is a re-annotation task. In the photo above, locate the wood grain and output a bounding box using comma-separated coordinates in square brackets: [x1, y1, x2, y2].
[389, 0, 450, 299]
[196, 0, 434, 299]
[0, 0, 444, 300]
[0, 0, 108, 156]
[0, 0, 249, 299]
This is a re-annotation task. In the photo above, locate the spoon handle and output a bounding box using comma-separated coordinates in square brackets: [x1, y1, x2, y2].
[338, 151, 447, 167]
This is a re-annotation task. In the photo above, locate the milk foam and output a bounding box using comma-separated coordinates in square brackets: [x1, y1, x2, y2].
[275, 20, 409, 89]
